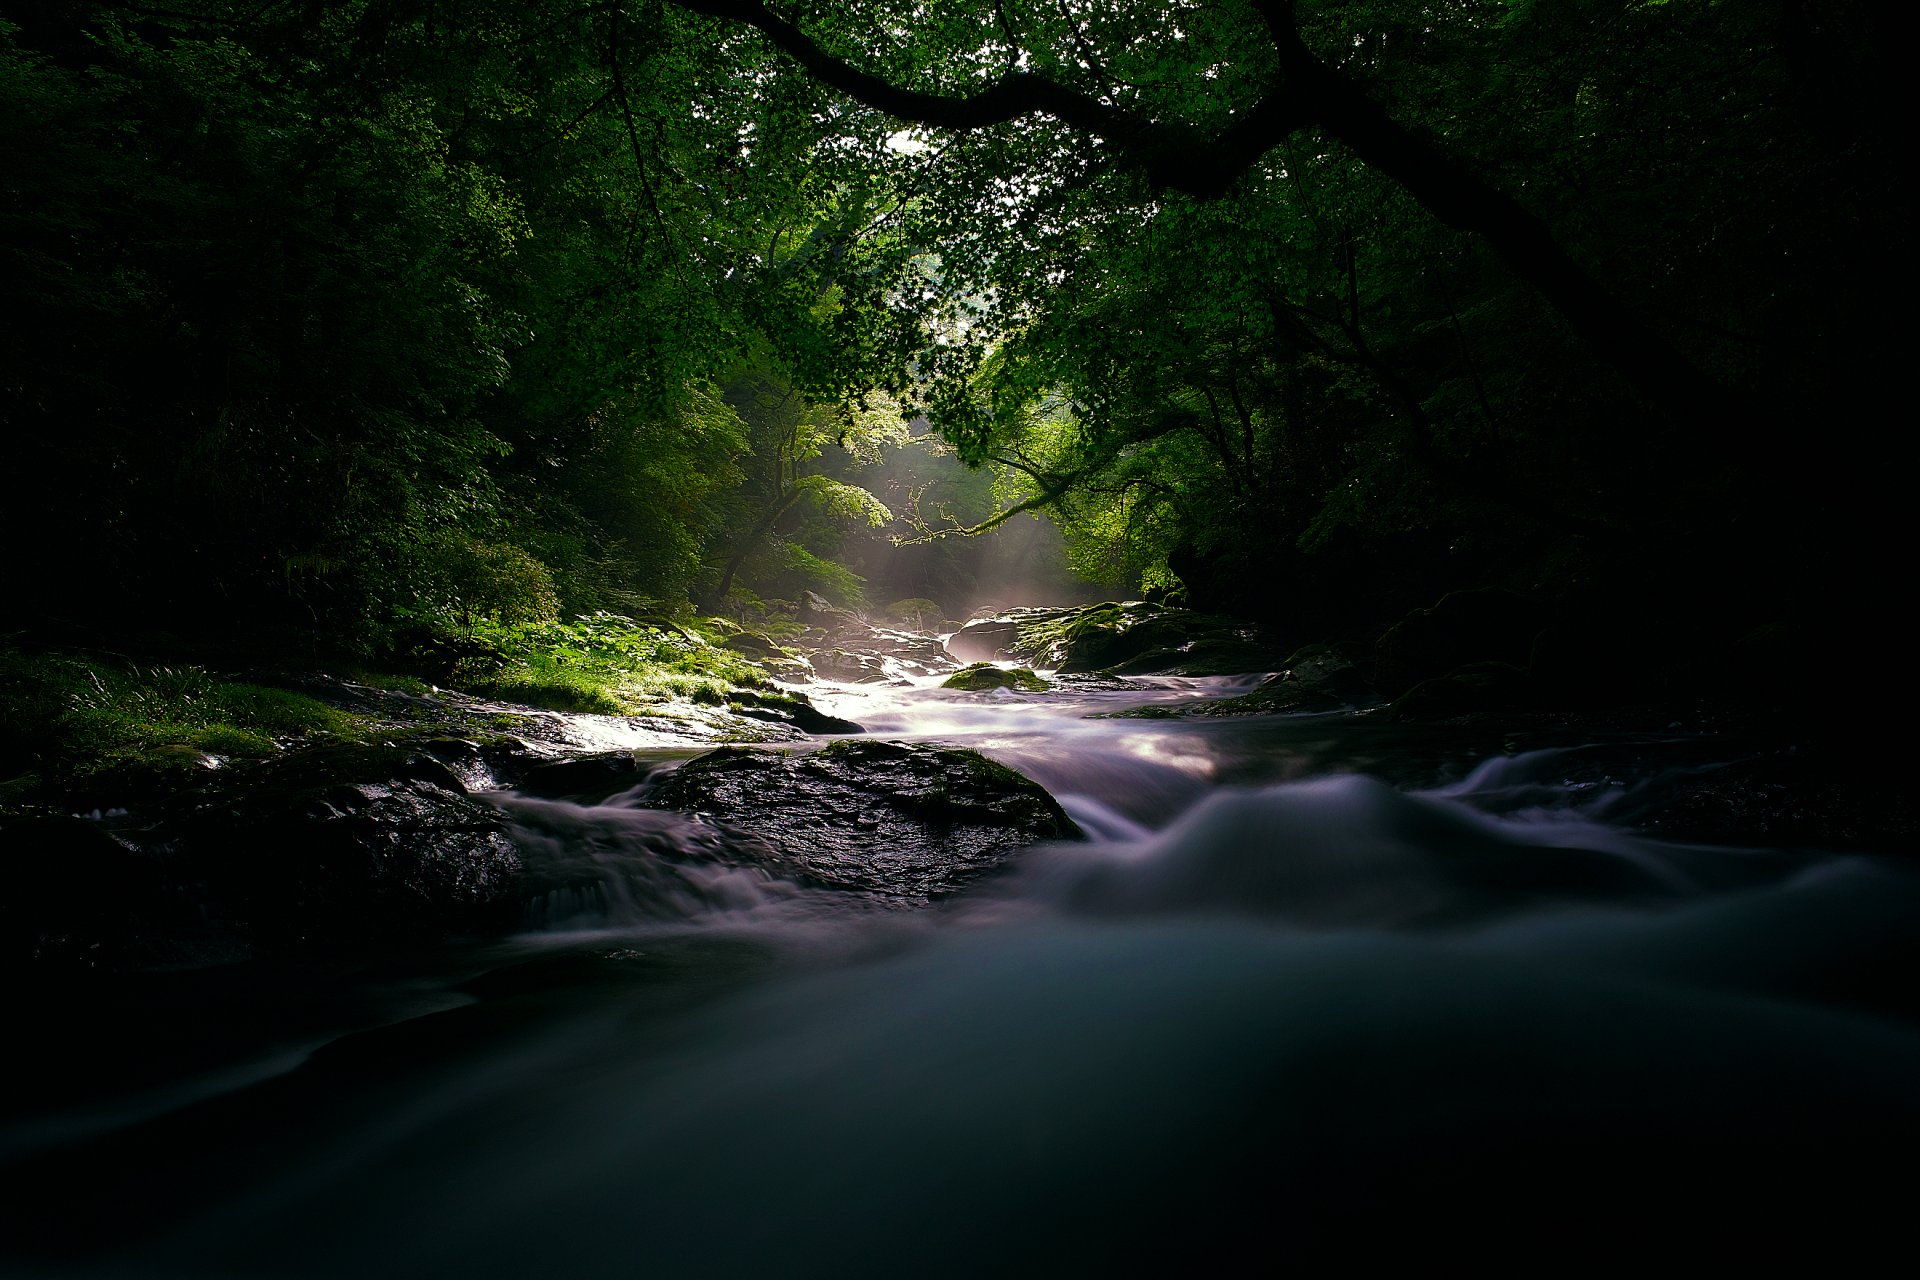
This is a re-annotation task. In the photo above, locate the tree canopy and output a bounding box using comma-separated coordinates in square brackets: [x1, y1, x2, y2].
[1, 0, 1904, 651]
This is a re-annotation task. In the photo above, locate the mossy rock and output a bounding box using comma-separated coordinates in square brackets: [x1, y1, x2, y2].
[947, 602, 1282, 676]
[885, 598, 943, 628]
[727, 689, 863, 734]
[721, 631, 783, 660]
[943, 664, 1050, 692]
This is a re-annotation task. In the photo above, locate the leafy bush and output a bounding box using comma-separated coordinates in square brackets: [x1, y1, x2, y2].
[782, 545, 868, 609]
[420, 536, 562, 631]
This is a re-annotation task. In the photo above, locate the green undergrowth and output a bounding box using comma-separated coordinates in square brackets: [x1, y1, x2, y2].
[0, 649, 362, 791]
[693, 610, 808, 644]
[447, 613, 775, 714]
[335, 667, 435, 697]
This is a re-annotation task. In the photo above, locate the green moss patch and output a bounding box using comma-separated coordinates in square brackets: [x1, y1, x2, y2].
[448, 612, 777, 713]
[942, 663, 1051, 693]
[0, 649, 361, 789]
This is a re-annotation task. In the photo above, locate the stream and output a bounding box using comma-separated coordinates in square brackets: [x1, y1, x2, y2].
[5, 653, 1918, 1273]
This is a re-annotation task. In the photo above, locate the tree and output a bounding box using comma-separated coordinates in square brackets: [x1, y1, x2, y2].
[666, 0, 1742, 427]
[646, 0, 1901, 632]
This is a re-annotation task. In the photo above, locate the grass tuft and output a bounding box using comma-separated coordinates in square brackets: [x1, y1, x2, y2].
[0, 649, 361, 786]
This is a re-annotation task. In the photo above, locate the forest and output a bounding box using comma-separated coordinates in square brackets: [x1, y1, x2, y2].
[1, 1, 1914, 1273]
[4, 0, 1901, 664]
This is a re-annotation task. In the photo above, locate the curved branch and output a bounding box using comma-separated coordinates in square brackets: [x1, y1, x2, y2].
[672, 0, 1739, 426]
[673, 0, 1311, 198]
[894, 477, 1075, 542]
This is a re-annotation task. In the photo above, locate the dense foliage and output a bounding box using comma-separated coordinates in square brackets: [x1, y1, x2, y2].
[1, 0, 925, 650]
[734, 0, 1901, 639]
[2, 0, 1904, 662]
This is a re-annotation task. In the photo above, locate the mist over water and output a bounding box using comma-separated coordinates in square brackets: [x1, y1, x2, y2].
[6, 664, 1917, 1275]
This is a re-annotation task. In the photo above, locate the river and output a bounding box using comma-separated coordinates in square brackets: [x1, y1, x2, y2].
[4, 658, 1917, 1274]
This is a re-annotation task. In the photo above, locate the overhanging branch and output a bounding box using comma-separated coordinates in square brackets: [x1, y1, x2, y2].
[671, 0, 1310, 198]
[671, 0, 1739, 427]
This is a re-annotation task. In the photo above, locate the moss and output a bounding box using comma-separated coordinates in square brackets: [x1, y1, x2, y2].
[0, 771, 45, 817]
[944, 748, 1031, 790]
[448, 612, 776, 714]
[885, 598, 943, 628]
[188, 725, 280, 755]
[943, 663, 1051, 693]
[0, 648, 365, 785]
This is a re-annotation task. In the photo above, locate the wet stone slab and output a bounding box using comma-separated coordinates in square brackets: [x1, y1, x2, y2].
[638, 740, 1083, 905]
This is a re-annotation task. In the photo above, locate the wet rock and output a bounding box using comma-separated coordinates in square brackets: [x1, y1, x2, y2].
[1644, 751, 1920, 851]
[943, 664, 1050, 693]
[0, 816, 219, 971]
[808, 648, 893, 683]
[1103, 641, 1376, 720]
[726, 689, 863, 735]
[884, 598, 944, 629]
[862, 628, 957, 677]
[949, 602, 1283, 676]
[641, 741, 1082, 904]
[721, 631, 783, 661]
[946, 617, 1034, 664]
[164, 745, 525, 950]
[800, 591, 868, 636]
[719, 631, 814, 680]
[514, 751, 658, 801]
[796, 623, 956, 683]
[2, 744, 528, 971]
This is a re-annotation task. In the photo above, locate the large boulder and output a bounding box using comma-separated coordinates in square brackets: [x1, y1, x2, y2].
[0, 815, 216, 971]
[943, 664, 1050, 692]
[726, 689, 863, 734]
[640, 741, 1082, 904]
[948, 602, 1283, 676]
[1106, 643, 1375, 720]
[162, 745, 525, 951]
[512, 750, 658, 800]
[1386, 661, 1533, 721]
[943, 616, 1038, 664]
[2, 745, 530, 970]
[800, 591, 869, 637]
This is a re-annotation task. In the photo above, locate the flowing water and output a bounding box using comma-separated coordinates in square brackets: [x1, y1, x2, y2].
[5, 657, 1919, 1274]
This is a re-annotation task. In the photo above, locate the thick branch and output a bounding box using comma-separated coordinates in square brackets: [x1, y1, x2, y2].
[896, 452, 1081, 541]
[673, 0, 1310, 198]
[674, 0, 1739, 426]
